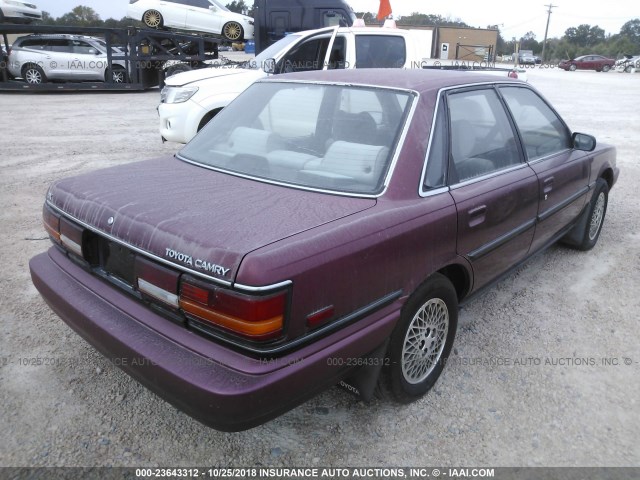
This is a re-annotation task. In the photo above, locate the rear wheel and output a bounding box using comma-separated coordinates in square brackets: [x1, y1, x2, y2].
[22, 64, 46, 84]
[143, 9, 163, 29]
[222, 21, 244, 41]
[106, 66, 127, 83]
[384, 274, 458, 403]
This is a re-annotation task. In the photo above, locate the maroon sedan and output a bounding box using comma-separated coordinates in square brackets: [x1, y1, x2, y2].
[30, 69, 618, 431]
[559, 54, 615, 72]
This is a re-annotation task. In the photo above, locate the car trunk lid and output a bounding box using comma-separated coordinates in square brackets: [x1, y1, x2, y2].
[47, 156, 375, 284]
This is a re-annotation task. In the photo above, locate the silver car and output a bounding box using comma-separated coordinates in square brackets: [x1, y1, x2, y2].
[8, 34, 128, 84]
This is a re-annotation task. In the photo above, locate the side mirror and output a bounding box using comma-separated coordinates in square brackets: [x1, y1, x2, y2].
[209, 5, 217, 12]
[263, 58, 276, 75]
[572, 132, 596, 152]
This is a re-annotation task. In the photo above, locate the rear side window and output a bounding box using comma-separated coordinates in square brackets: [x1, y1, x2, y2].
[46, 39, 72, 53]
[355, 35, 406, 68]
[499, 87, 571, 161]
[423, 99, 448, 190]
[447, 88, 521, 183]
[17, 39, 47, 50]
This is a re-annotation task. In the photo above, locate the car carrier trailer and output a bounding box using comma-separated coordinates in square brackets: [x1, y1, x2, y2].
[0, 24, 221, 91]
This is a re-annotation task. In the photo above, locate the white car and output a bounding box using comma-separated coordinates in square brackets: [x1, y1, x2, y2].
[159, 26, 430, 143]
[0, 0, 42, 23]
[615, 55, 640, 73]
[8, 34, 128, 84]
[126, 0, 254, 41]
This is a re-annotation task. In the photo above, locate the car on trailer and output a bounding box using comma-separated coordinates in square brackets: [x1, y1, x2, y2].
[127, 0, 254, 41]
[0, 0, 42, 24]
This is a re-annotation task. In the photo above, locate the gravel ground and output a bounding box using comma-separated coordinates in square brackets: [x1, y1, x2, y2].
[0, 67, 639, 468]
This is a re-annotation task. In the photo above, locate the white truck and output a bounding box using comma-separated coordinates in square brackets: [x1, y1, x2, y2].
[159, 25, 524, 143]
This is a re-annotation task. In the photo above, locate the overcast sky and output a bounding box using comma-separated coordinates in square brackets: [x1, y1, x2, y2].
[41, 0, 635, 40]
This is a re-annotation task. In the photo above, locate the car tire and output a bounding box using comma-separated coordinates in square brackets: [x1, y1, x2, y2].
[22, 64, 47, 84]
[384, 273, 458, 404]
[625, 65, 632, 73]
[568, 64, 577, 71]
[602, 65, 611, 72]
[563, 178, 609, 251]
[222, 22, 244, 41]
[106, 66, 127, 83]
[143, 9, 163, 29]
[165, 63, 192, 77]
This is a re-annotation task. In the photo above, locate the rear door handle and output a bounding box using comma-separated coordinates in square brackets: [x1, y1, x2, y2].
[468, 205, 487, 227]
[543, 176, 554, 197]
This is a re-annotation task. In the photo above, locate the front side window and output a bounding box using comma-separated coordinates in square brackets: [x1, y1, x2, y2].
[447, 88, 522, 183]
[71, 40, 98, 55]
[499, 86, 571, 161]
[179, 82, 414, 195]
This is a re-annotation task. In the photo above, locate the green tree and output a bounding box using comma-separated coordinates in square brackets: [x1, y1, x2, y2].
[354, 12, 378, 25]
[398, 12, 468, 27]
[225, 1, 252, 16]
[619, 18, 640, 47]
[564, 24, 605, 47]
[520, 31, 541, 53]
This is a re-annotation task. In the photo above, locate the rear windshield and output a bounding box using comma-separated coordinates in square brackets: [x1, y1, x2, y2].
[178, 82, 414, 195]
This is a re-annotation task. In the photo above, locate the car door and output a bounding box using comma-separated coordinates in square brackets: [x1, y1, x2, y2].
[443, 87, 539, 290]
[161, 0, 187, 29]
[185, 0, 222, 34]
[68, 39, 104, 80]
[278, 28, 342, 73]
[499, 85, 590, 253]
[42, 39, 73, 80]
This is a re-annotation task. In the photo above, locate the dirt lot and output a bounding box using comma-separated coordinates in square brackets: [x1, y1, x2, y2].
[1, 68, 639, 467]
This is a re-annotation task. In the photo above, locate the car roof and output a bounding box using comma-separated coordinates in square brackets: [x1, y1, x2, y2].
[16, 34, 100, 41]
[259, 68, 521, 96]
[294, 26, 414, 37]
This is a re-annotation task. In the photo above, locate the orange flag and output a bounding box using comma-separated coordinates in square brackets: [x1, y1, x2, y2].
[377, 0, 392, 20]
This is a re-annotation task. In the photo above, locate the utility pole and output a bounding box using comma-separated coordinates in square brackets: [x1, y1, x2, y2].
[541, 4, 556, 62]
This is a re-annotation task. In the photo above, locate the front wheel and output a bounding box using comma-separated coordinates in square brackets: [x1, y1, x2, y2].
[106, 66, 127, 83]
[602, 65, 611, 72]
[222, 21, 244, 41]
[384, 273, 458, 403]
[564, 178, 609, 251]
[569, 64, 577, 71]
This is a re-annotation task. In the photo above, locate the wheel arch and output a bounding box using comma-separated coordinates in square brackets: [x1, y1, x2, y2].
[600, 167, 614, 189]
[436, 262, 472, 303]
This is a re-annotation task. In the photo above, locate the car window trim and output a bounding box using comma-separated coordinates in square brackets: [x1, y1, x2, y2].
[419, 81, 528, 197]
[496, 84, 574, 164]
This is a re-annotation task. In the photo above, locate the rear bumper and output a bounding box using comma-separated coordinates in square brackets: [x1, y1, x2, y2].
[30, 247, 400, 431]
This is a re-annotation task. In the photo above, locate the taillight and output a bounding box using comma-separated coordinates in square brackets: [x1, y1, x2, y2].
[59, 217, 84, 257]
[179, 277, 287, 341]
[135, 256, 180, 308]
[43, 205, 61, 243]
